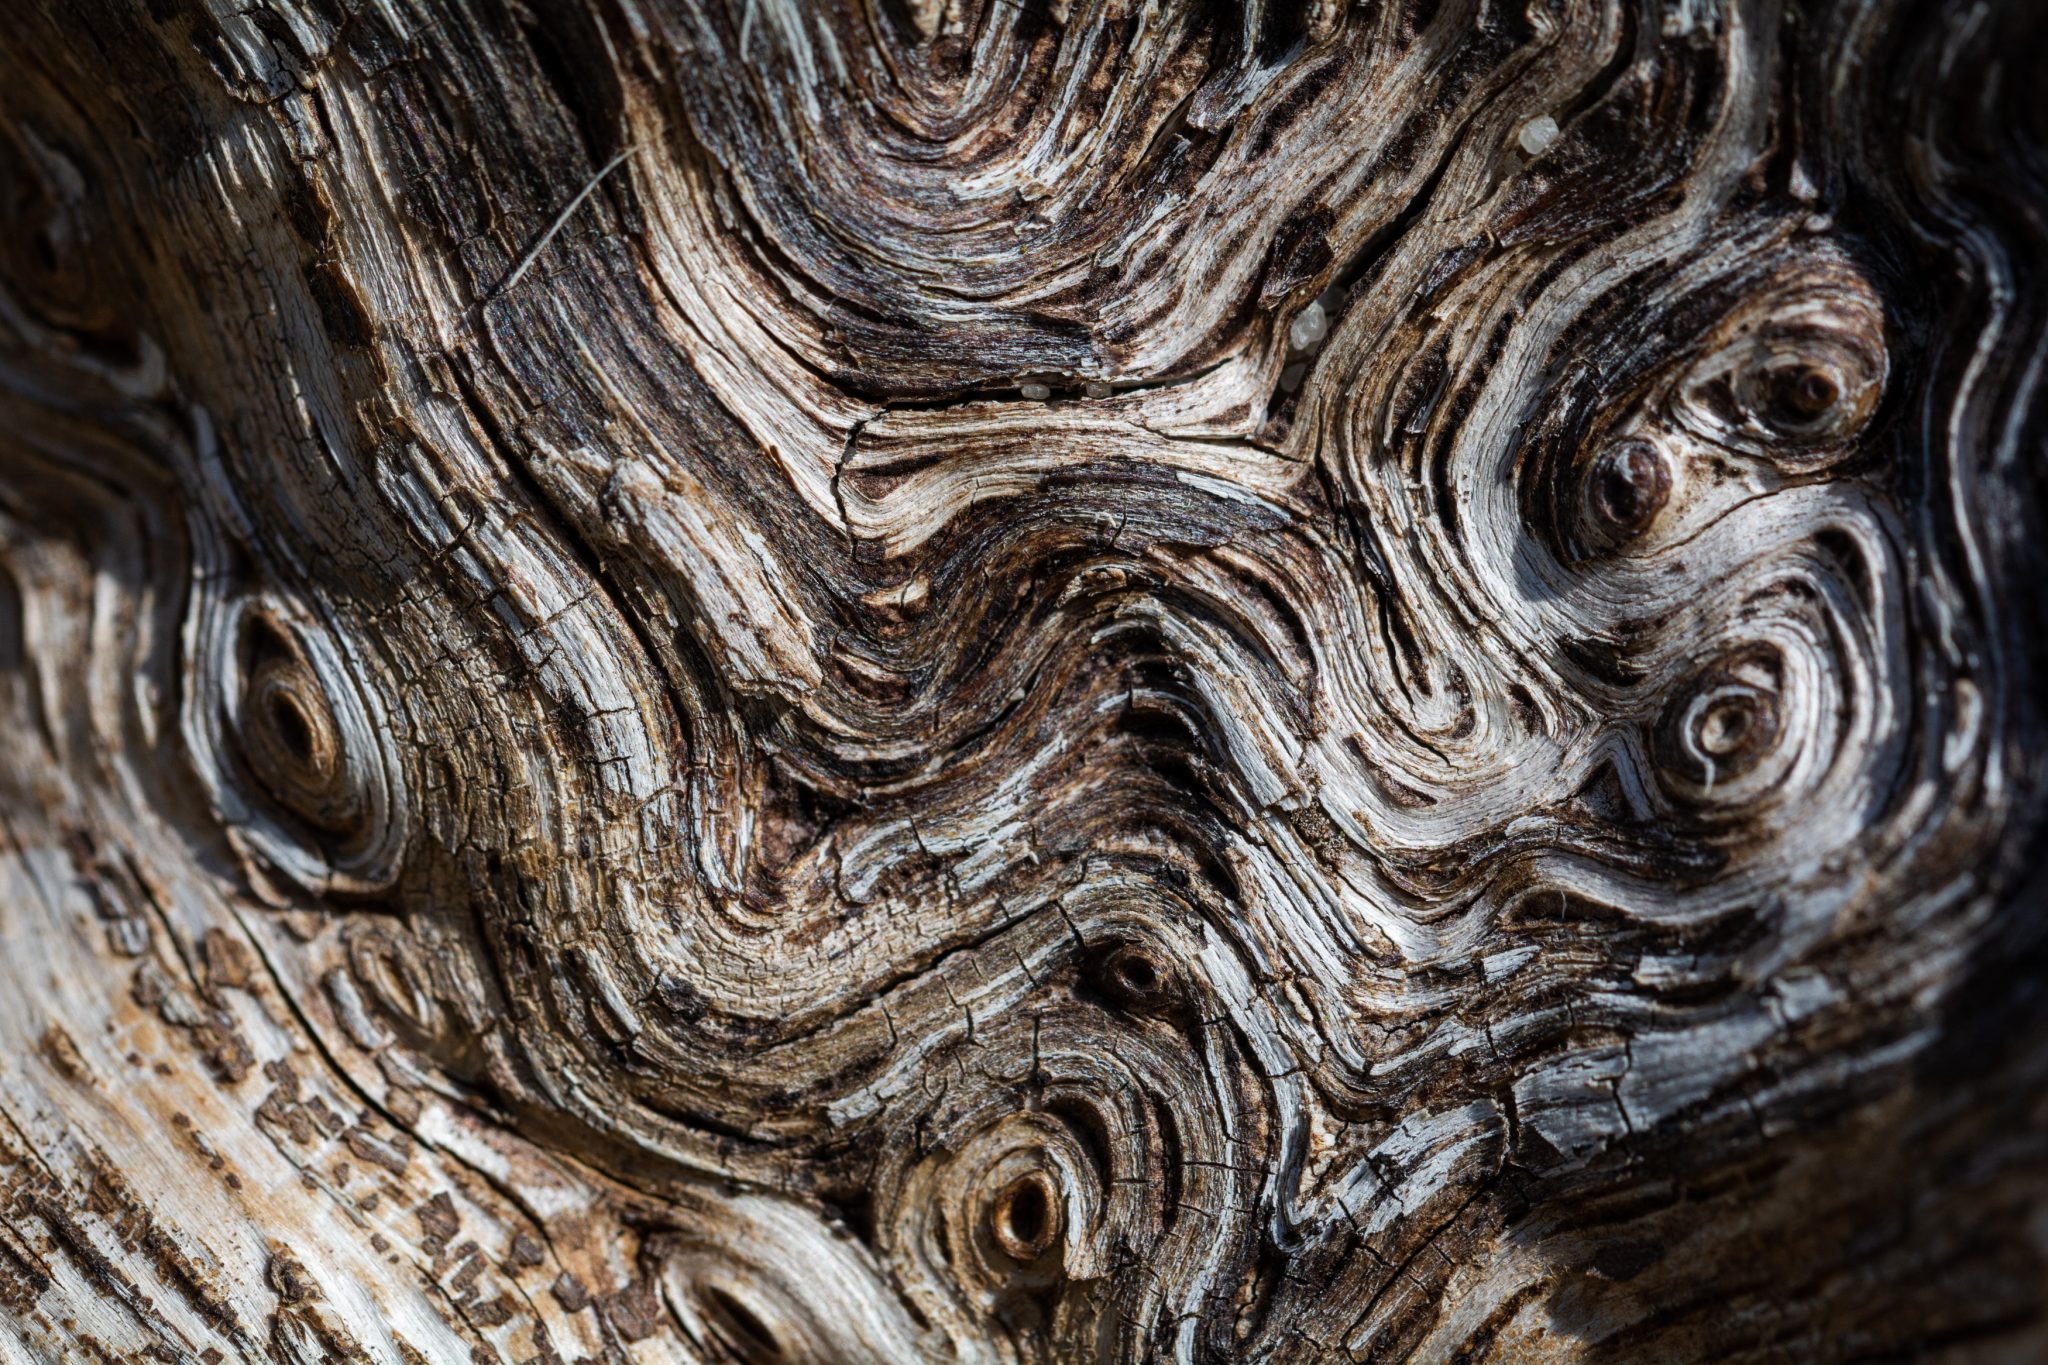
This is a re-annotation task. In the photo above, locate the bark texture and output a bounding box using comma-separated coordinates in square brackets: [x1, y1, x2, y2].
[2, 1, 2047, 1361]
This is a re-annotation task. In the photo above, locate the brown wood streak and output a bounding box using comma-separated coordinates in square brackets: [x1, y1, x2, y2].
[0, 0, 2044, 1361]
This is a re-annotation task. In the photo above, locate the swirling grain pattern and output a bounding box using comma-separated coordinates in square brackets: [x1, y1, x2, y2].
[1, 1, 2044, 1361]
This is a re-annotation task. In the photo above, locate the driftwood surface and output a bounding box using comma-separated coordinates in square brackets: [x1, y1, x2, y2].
[2, 0, 2046, 1361]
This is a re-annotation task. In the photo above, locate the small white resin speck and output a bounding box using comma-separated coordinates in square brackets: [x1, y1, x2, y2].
[1518, 114, 1560, 156]
[1288, 301, 1329, 352]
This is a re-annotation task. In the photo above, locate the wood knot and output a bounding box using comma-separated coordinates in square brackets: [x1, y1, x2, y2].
[988, 1169, 1064, 1264]
[1580, 437, 1671, 549]
[1733, 337, 1879, 446]
[1090, 940, 1178, 1013]
[237, 612, 355, 833]
[1678, 254, 1889, 468]
[1654, 645, 1786, 800]
[187, 590, 410, 895]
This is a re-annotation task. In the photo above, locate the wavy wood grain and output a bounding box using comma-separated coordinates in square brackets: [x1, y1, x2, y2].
[2, 1, 2045, 1361]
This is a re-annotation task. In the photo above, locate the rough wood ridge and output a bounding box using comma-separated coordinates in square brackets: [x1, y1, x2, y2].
[2, 0, 2046, 1361]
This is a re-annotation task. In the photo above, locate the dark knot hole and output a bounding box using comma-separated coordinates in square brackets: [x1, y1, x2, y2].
[267, 688, 318, 768]
[1094, 941, 1177, 1013]
[1115, 954, 1159, 995]
[991, 1171, 1061, 1263]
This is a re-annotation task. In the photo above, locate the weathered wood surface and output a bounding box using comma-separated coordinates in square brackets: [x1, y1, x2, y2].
[2, 0, 2046, 1360]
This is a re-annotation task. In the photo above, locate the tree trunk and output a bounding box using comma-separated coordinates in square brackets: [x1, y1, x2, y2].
[2, 1, 2045, 1360]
